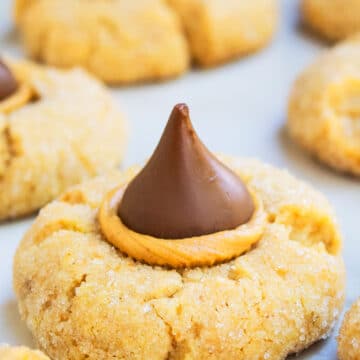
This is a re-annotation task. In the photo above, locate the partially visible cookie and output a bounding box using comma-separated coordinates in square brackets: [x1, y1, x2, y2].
[0, 58, 126, 220]
[168, 0, 278, 66]
[338, 299, 360, 360]
[302, 0, 360, 41]
[288, 37, 360, 176]
[14, 0, 278, 83]
[14, 0, 190, 84]
[0, 346, 49, 360]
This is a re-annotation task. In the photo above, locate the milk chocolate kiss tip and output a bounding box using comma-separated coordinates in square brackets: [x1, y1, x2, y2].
[118, 103, 255, 239]
[173, 103, 188, 115]
[0, 59, 18, 101]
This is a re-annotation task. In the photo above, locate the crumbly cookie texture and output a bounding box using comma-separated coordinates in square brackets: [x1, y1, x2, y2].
[288, 38, 360, 176]
[14, 0, 277, 83]
[14, 0, 190, 84]
[14, 157, 345, 360]
[0, 346, 50, 360]
[338, 299, 360, 360]
[0, 59, 126, 220]
[302, 0, 360, 41]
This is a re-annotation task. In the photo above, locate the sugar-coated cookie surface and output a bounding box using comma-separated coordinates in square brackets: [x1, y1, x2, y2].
[338, 299, 360, 360]
[13, 157, 345, 360]
[302, 0, 360, 41]
[0, 346, 50, 360]
[14, 0, 277, 83]
[288, 38, 360, 176]
[0, 59, 126, 220]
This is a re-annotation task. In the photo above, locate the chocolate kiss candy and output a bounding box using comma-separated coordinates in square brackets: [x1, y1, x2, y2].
[119, 104, 255, 239]
[0, 59, 18, 101]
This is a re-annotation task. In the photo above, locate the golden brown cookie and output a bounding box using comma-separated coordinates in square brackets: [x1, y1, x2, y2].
[0, 58, 126, 220]
[0, 346, 49, 360]
[302, 0, 360, 41]
[288, 37, 360, 176]
[14, 0, 190, 84]
[338, 298, 360, 360]
[14, 155, 345, 359]
[167, 0, 278, 66]
[14, 0, 278, 83]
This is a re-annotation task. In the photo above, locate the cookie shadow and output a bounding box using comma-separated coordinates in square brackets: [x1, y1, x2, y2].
[0, 300, 34, 346]
[288, 338, 337, 360]
[0, 211, 38, 226]
[296, 20, 332, 47]
[294, 0, 333, 48]
[1, 27, 19, 45]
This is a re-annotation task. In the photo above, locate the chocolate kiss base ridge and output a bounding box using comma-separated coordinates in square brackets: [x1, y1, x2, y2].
[118, 103, 255, 239]
[0, 59, 18, 101]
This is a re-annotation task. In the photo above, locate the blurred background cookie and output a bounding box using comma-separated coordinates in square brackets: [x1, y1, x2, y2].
[0, 58, 126, 220]
[288, 37, 360, 176]
[14, 0, 278, 84]
[14, 0, 190, 84]
[0, 345, 49, 359]
[302, 0, 360, 41]
[168, 0, 278, 67]
[338, 298, 360, 360]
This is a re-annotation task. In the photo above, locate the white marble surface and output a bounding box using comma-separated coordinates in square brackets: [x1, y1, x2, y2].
[0, 0, 359, 358]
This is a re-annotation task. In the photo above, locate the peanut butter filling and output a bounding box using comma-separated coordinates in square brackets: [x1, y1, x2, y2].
[0, 59, 34, 114]
[99, 184, 266, 268]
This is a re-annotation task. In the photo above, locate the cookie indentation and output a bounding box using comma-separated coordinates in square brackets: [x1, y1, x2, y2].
[27, 202, 98, 244]
[0, 81, 34, 114]
[328, 79, 360, 151]
[275, 205, 341, 254]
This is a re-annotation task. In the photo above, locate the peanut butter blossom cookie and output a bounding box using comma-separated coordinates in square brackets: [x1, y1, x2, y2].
[338, 298, 360, 360]
[288, 37, 360, 176]
[0, 58, 126, 220]
[14, 0, 278, 84]
[302, 0, 360, 41]
[14, 105, 344, 360]
[0, 346, 50, 360]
